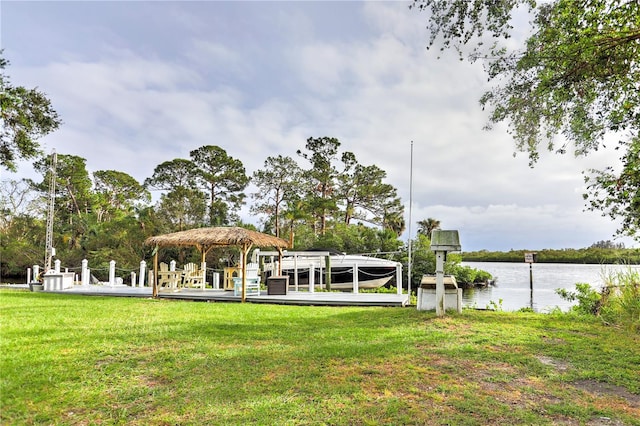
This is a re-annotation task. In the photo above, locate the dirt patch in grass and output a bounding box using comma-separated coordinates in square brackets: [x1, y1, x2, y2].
[536, 355, 572, 372]
[474, 362, 564, 412]
[533, 354, 639, 409]
[541, 336, 567, 344]
[572, 379, 640, 409]
[585, 417, 627, 426]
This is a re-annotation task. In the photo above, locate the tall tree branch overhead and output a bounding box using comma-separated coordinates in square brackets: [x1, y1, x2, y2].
[0, 51, 61, 171]
[412, 0, 640, 239]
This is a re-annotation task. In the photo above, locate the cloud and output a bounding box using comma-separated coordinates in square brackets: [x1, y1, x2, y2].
[3, 1, 635, 251]
[414, 203, 622, 251]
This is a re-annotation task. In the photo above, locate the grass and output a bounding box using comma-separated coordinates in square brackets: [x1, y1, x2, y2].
[1, 289, 639, 425]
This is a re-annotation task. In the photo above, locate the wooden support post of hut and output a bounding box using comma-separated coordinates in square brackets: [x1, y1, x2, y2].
[325, 254, 331, 291]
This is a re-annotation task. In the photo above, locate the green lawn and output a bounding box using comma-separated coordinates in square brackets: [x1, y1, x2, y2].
[1, 290, 639, 425]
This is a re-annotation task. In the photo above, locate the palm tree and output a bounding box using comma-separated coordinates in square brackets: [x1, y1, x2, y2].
[383, 211, 406, 237]
[417, 218, 440, 237]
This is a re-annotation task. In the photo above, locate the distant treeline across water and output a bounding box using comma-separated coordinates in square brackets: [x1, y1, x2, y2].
[462, 248, 640, 265]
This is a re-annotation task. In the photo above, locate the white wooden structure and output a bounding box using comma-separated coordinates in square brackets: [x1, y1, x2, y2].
[428, 230, 462, 316]
[255, 250, 403, 294]
[417, 275, 462, 313]
[232, 263, 260, 296]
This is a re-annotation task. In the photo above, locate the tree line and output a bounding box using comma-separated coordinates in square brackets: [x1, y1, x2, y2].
[3, 144, 480, 288]
[462, 247, 640, 265]
[1, 139, 409, 280]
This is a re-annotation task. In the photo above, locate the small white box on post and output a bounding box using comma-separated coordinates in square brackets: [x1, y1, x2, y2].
[423, 230, 462, 316]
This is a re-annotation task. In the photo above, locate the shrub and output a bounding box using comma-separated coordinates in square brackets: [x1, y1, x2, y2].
[473, 269, 493, 283]
[556, 283, 603, 315]
[361, 286, 399, 294]
[600, 269, 640, 332]
[450, 264, 476, 284]
[447, 264, 493, 285]
[557, 269, 640, 332]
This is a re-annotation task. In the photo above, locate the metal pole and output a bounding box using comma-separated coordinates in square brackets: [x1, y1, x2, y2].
[407, 141, 414, 298]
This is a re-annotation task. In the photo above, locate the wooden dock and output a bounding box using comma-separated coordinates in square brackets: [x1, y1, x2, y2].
[164, 289, 410, 306]
[37, 285, 411, 307]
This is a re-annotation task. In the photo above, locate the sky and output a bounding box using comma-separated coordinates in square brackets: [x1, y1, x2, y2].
[1, 1, 634, 252]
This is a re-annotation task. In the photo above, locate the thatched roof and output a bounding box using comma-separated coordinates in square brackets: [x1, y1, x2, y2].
[145, 226, 289, 250]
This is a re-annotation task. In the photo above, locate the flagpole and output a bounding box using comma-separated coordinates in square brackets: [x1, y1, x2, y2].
[407, 141, 413, 299]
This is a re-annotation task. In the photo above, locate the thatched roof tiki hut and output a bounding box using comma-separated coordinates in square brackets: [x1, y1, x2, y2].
[144, 227, 289, 302]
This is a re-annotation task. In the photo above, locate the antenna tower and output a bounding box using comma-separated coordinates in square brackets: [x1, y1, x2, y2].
[45, 150, 57, 271]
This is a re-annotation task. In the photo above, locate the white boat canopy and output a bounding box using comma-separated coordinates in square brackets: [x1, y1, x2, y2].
[254, 250, 403, 295]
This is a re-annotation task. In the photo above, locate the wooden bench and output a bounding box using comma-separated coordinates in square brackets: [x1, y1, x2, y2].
[183, 262, 205, 289]
[157, 262, 181, 290]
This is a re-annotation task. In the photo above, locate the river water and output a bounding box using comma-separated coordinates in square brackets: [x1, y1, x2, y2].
[461, 262, 640, 312]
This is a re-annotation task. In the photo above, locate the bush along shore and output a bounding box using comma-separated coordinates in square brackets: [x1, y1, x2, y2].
[556, 267, 640, 332]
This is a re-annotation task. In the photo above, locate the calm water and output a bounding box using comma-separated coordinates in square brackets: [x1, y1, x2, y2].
[461, 262, 640, 312]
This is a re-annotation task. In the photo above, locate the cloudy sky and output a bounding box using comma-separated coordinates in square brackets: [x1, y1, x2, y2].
[2, 1, 634, 251]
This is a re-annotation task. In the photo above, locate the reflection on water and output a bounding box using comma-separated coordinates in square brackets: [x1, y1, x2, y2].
[461, 262, 640, 312]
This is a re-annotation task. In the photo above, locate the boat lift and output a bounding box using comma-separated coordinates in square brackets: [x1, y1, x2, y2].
[253, 250, 403, 294]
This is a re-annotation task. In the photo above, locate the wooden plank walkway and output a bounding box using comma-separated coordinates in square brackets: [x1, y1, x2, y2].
[37, 285, 411, 307]
[165, 289, 410, 307]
